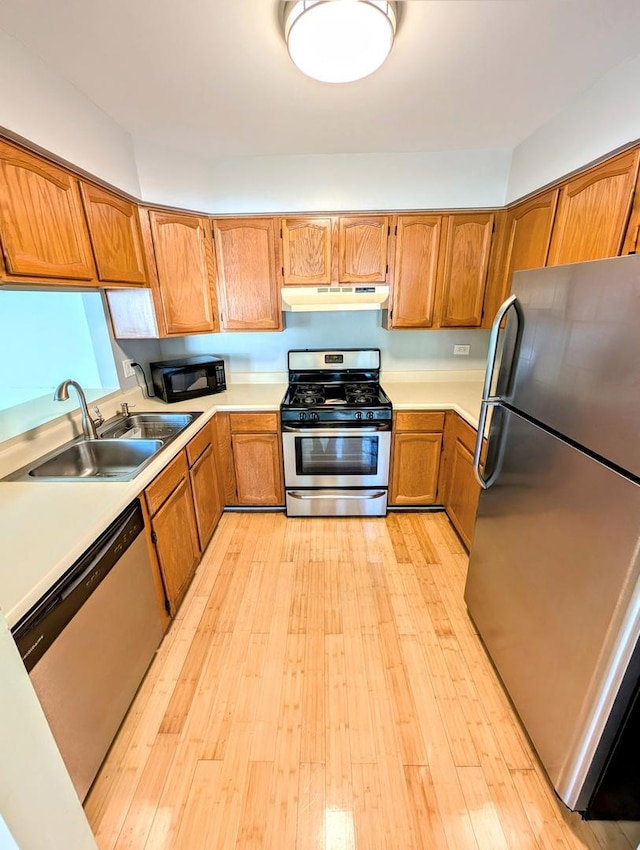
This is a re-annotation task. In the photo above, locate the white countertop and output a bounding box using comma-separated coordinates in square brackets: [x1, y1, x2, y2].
[0, 373, 482, 629]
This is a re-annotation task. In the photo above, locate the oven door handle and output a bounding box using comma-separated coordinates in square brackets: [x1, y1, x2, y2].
[281, 425, 390, 435]
[288, 490, 387, 500]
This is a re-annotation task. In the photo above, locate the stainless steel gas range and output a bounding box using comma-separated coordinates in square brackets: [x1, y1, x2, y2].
[280, 349, 392, 517]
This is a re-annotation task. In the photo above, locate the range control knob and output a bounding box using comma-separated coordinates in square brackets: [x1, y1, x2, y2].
[366, 411, 375, 420]
[310, 411, 319, 422]
[355, 411, 363, 420]
[298, 411, 306, 421]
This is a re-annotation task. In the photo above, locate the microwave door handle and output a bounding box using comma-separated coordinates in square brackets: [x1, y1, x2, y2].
[482, 294, 523, 403]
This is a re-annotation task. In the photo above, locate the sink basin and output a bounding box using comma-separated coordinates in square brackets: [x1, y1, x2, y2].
[26, 439, 165, 481]
[99, 412, 200, 441]
[3, 410, 204, 483]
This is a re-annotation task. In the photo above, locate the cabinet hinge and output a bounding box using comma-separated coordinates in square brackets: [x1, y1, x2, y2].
[151, 530, 157, 544]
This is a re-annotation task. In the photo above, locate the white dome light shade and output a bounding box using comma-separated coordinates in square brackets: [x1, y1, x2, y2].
[285, 1, 397, 84]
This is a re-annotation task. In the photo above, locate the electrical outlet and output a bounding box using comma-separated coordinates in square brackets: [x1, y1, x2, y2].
[453, 344, 470, 356]
[122, 359, 135, 378]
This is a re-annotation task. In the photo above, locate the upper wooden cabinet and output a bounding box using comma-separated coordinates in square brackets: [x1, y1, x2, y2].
[500, 189, 559, 292]
[281, 214, 389, 286]
[213, 217, 282, 331]
[438, 213, 494, 327]
[0, 139, 96, 283]
[148, 210, 219, 335]
[547, 149, 640, 267]
[483, 189, 559, 322]
[79, 183, 147, 285]
[388, 215, 442, 328]
[338, 215, 389, 283]
[282, 217, 332, 285]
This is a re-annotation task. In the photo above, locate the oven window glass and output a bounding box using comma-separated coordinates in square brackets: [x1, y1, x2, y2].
[295, 435, 379, 476]
[168, 368, 210, 393]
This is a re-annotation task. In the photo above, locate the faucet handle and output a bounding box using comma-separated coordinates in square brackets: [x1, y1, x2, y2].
[92, 406, 104, 426]
[120, 402, 135, 416]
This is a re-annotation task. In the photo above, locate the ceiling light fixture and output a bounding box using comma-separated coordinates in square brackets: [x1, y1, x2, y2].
[284, 0, 397, 84]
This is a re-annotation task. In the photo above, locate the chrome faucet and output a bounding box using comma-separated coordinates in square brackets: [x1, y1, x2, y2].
[54, 380, 100, 439]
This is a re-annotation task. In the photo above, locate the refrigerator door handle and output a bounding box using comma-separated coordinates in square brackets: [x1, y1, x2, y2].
[481, 294, 523, 403]
[474, 400, 505, 489]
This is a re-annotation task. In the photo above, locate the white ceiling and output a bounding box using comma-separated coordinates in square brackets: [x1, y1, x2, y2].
[1, 0, 640, 160]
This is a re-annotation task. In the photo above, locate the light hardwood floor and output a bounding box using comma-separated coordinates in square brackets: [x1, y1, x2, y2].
[85, 512, 640, 849]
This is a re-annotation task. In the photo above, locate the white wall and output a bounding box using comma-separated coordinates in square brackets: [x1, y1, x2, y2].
[151, 314, 489, 375]
[134, 139, 511, 213]
[507, 54, 640, 203]
[0, 29, 140, 196]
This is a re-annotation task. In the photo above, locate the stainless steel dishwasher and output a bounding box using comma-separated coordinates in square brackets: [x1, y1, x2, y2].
[11, 500, 164, 801]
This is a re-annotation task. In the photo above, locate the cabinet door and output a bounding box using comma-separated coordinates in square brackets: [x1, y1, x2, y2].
[282, 217, 332, 285]
[0, 140, 95, 281]
[500, 189, 559, 294]
[338, 216, 389, 283]
[390, 432, 442, 506]
[389, 215, 442, 328]
[439, 213, 494, 327]
[189, 444, 223, 550]
[151, 477, 200, 612]
[213, 218, 282, 330]
[80, 183, 147, 285]
[547, 149, 640, 266]
[148, 211, 218, 335]
[440, 413, 481, 550]
[446, 437, 480, 550]
[232, 433, 284, 505]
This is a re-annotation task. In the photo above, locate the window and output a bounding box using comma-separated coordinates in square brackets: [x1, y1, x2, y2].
[0, 290, 119, 439]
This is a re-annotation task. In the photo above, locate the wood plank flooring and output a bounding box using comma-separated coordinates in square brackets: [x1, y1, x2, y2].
[85, 512, 640, 850]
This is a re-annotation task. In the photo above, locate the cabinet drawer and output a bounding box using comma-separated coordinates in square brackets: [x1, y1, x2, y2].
[186, 422, 211, 467]
[394, 411, 445, 432]
[145, 450, 189, 515]
[229, 412, 279, 433]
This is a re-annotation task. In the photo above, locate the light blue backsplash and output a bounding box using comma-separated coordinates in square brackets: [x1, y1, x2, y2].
[151, 312, 490, 375]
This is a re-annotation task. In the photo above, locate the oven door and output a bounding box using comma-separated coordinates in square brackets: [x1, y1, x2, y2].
[282, 425, 391, 488]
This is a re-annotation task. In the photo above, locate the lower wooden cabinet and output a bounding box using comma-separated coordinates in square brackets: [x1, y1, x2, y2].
[390, 411, 444, 505]
[144, 420, 223, 616]
[390, 408, 481, 549]
[187, 421, 223, 549]
[216, 412, 284, 506]
[440, 412, 481, 550]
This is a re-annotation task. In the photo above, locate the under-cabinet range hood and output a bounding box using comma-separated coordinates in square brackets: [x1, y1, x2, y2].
[281, 285, 389, 312]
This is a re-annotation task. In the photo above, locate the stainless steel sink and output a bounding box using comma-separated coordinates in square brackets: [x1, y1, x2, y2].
[98, 412, 200, 441]
[25, 439, 164, 481]
[3, 410, 204, 482]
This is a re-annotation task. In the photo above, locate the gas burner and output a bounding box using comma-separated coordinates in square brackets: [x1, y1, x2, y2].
[345, 384, 377, 404]
[292, 384, 326, 406]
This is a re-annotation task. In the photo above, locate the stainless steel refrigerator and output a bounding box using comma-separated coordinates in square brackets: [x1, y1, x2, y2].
[465, 253, 640, 819]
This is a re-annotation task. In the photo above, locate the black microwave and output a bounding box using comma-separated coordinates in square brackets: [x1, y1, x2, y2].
[149, 355, 226, 403]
